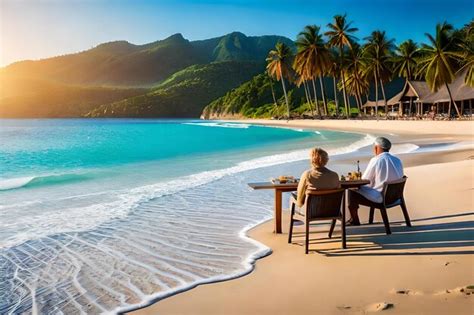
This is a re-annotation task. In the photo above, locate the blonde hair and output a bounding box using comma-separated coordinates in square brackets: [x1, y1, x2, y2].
[310, 147, 329, 168]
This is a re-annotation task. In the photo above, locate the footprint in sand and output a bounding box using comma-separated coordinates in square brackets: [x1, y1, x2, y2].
[391, 288, 423, 296]
[365, 302, 394, 312]
[393, 285, 474, 296]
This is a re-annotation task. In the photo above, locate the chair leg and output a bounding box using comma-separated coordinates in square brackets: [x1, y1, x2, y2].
[379, 206, 392, 235]
[305, 218, 310, 254]
[328, 219, 336, 238]
[369, 207, 375, 224]
[288, 203, 295, 243]
[400, 199, 412, 227]
[341, 218, 347, 249]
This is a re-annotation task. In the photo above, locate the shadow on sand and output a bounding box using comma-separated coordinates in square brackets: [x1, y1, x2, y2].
[293, 212, 474, 256]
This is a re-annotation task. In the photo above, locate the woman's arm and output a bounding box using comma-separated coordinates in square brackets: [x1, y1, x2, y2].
[296, 171, 308, 207]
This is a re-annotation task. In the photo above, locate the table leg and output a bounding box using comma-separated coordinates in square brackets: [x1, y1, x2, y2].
[274, 189, 282, 233]
[342, 190, 347, 249]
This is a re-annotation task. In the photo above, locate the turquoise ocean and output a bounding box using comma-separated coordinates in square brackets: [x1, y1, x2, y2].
[0, 119, 374, 313]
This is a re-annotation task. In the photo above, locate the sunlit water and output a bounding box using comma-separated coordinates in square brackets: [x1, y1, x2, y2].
[0, 119, 374, 313]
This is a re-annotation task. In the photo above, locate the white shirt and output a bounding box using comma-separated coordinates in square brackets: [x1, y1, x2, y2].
[358, 152, 404, 203]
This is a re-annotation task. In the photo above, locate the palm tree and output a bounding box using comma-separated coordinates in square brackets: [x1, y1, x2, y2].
[327, 50, 340, 116]
[294, 25, 331, 118]
[392, 39, 419, 80]
[363, 30, 395, 118]
[392, 39, 419, 116]
[265, 73, 278, 108]
[417, 22, 463, 118]
[325, 14, 358, 118]
[345, 43, 369, 113]
[266, 42, 294, 119]
[294, 56, 320, 118]
[457, 21, 474, 87]
[295, 74, 315, 117]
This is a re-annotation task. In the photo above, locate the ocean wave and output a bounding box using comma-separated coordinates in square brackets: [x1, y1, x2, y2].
[0, 173, 91, 191]
[0, 134, 376, 250]
[416, 140, 474, 153]
[183, 122, 250, 129]
[390, 143, 420, 154]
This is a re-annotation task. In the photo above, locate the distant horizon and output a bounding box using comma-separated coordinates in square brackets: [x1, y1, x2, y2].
[1, 0, 473, 67]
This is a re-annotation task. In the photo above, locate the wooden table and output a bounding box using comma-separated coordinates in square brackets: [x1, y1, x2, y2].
[248, 180, 370, 233]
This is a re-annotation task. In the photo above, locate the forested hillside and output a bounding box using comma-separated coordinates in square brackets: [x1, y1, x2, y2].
[0, 32, 293, 118]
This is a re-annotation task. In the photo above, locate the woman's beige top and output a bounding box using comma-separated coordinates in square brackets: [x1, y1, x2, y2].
[295, 166, 340, 207]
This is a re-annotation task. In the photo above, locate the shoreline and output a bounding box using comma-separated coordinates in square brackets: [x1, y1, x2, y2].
[131, 119, 474, 315]
[225, 118, 474, 137]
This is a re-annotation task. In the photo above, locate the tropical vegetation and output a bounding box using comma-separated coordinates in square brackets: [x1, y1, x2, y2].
[206, 18, 473, 120]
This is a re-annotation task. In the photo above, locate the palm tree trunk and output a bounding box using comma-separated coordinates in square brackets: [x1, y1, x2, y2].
[358, 93, 363, 116]
[445, 82, 461, 118]
[339, 46, 349, 119]
[355, 84, 361, 112]
[374, 70, 379, 121]
[303, 81, 314, 117]
[280, 77, 290, 120]
[355, 92, 361, 111]
[319, 76, 327, 116]
[341, 70, 349, 118]
[379, 78, 388, 119]
[333, 77, 338, 116]
[269, 79, 277, 107]
[311, 79, 321, 119]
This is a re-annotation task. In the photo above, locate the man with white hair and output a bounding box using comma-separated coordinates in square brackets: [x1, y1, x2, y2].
[348, 137, 404, 225]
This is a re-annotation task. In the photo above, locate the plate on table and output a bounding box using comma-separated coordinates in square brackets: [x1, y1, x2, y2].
[271, 176, 298, 184]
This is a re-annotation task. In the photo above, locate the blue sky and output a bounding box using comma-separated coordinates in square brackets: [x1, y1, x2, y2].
[1, 0, 472, 66]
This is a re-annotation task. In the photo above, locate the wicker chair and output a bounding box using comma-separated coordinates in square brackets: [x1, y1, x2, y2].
[288, 189, 346, 254]
[367, 176, 411, 234]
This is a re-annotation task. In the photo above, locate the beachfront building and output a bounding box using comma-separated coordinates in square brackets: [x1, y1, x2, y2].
[362, 72, 474, 118]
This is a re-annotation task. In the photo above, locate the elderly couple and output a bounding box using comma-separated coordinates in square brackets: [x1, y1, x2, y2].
[291, 137, 403, 225]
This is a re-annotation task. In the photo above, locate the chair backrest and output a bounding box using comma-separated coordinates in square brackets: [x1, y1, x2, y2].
[304, 189, 345, 219]
[383, 176, 407, 205]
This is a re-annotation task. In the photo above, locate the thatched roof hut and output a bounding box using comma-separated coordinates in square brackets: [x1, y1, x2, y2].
[362, 71, 474, 115]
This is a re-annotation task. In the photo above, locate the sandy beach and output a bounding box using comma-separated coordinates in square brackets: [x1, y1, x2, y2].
[131, 120, 474, 315]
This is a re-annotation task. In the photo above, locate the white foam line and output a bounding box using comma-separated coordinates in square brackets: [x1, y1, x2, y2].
[417, 141, 474, 153]
[113, 211, 273, 314]
[0, 176, 35, 191]
[182, 122, 250, 129]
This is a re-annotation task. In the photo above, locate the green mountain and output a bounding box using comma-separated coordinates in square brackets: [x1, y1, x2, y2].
[0, 32, 293, 118]
[86, 61, 263, 118]
[1, 32, 292, 87]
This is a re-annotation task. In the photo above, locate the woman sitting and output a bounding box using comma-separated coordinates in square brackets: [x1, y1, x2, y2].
[291, 147, 340, 208]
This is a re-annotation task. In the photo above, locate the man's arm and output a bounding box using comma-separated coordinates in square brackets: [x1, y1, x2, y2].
[362, 157, 377, 187]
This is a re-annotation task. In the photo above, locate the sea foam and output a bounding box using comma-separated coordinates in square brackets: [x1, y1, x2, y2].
[183, 122, 251, 129]
[0, 172, 91, 191]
